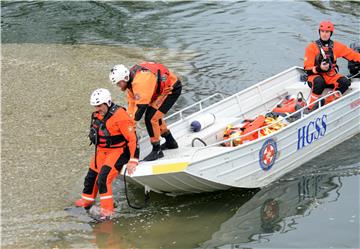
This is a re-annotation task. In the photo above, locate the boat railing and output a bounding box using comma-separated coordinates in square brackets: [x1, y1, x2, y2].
[191, 90, 342, 160]
[135, 93, 225, 141]
[165, 68, 304, 125]
[164, 93, 224, 122]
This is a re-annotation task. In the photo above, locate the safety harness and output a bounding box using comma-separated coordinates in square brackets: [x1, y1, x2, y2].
[315, 39, 338, 75]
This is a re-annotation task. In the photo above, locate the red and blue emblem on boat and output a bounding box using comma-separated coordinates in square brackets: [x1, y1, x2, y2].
[259, 138, 278, 171]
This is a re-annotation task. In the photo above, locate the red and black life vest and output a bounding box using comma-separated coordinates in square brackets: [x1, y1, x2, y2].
[129, 62, 171, 98]
[89, 104, 127, 148]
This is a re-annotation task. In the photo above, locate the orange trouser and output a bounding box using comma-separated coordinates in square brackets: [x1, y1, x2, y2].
[81, 147, 130, 212]
[145, 81, 182, 143]
[307, 69, 342, 95]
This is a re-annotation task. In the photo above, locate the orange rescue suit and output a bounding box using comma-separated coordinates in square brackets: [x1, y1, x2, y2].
[126, 62, 182, 144]
[304, 40, 360, 85]
[127, 62, 179, 120]
[81, 105, 139, 214]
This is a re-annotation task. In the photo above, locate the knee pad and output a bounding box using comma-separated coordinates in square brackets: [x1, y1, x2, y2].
[98, 166, 111, 194]
[115, 147, 130, 171]
[336, 77, 350, 94]
[144, 107, 156, 124]
[312, 76, 326, 95]
[144, 107, 157, 137]
[83, 168, 98, 195]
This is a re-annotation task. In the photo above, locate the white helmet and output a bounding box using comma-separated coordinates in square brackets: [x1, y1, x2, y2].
[90, 88, 112, 107]
[109, 64, 130, 85]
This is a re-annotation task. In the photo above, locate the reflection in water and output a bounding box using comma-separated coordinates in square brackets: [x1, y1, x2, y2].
[260, 198, 281, 233]
[87, 173, 346, 249]
[200, 175, 340, 248]
[86, 189, 257, 249]
[96, 189, 257, 249]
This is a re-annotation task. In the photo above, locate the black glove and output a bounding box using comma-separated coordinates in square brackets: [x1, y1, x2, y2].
[89, 127, 98, 145]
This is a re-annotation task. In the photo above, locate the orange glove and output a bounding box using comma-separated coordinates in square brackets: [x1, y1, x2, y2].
[126, 158, 138, 175]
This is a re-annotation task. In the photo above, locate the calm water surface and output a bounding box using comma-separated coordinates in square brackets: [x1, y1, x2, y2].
[1, 1, 359, 248]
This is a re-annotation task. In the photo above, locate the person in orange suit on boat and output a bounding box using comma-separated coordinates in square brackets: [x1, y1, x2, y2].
[109, 62, 182, 161]
[304, 20, 360, 110]
[75, 88, 139, 220]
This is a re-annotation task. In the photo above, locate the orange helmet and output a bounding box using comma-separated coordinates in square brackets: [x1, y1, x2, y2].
[319, 21, 334, 32]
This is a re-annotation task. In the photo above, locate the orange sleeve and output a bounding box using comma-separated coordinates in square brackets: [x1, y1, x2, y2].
[132, 71, 157, 106]
[333, 40, 360, 62]
[115, 109, 139, 160]
[304, 42, 318, 71]
[127, 90, 136, 120]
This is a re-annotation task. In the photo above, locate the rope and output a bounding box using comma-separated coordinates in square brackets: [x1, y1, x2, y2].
[191, 137, 207, 147]
[123, 168, 150, 210]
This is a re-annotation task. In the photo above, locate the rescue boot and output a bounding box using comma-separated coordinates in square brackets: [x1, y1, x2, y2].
[160, 131, 178, 150]
[75, 198, 94, 210]
[99, 208, 114, 220]
[324, 91, 341, 105]
[144, 141, 164, 161]
[99, 196, 115, 220]
[307, 93, 320, 112]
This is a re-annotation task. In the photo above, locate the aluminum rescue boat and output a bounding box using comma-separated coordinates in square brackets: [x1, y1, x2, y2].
[121, 66, 360, 195]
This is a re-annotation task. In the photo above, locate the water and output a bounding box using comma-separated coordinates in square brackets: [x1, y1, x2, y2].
[1, 1, 360, 248]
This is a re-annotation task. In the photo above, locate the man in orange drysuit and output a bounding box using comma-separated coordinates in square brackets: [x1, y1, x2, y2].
[75, 88, 139, 219]
[109, 62, 182, 161]
[304, 20, 360, 109]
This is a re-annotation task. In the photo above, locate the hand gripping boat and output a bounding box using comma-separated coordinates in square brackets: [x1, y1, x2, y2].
[121, 66, 360, 195]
